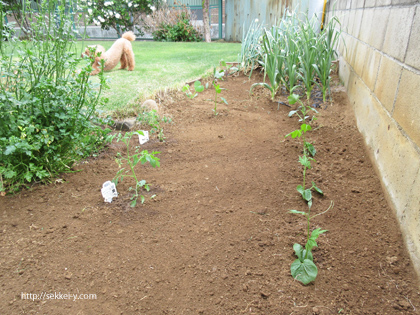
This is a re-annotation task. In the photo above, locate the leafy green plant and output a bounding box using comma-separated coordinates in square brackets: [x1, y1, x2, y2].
[136, 110, 172, 142]
[113, 131, 160, 207]
[0, 0, 110, 193]
[182, 80, 205, 99]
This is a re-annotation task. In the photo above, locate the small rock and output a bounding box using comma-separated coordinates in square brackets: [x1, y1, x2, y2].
[142, 99, 159, 113]
[64, 272, 72, 280]
[113, 118, 136, 131]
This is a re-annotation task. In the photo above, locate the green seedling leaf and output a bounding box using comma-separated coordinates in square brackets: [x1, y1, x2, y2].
[305, 142, 316, 157]
[299, 155, 311, 168]
[302, 189, 312, 202]
[130, 199, 137, 207]
[312, 181, 323, 195]
[214, 84, 222, 94]
[297, 185, 304, 195]
[288, 110, 298, 117]
[301, 124, 312, 132]
[286, 129, 302, 139]
[221, 97, 228, 105]
[288, 93, 300, 105]
[289, 210, 307, 216]
[140, 195, 145, 204]
[310, 228, 328, 240]
[182, 85, 189, 92]
[293, 243, 304, 261]
[194, 80, 204, 93]
[291, 258, 318, 285]
[293, 243, 314, 263]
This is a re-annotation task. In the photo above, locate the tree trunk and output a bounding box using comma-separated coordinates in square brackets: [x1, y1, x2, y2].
[202, 0, 211, 42]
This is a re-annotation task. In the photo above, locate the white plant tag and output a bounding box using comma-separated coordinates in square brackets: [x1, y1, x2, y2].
[138, 130, 149, 145]
[101, 181, 118, 203]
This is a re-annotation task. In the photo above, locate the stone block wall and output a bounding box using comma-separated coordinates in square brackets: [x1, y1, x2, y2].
[325, 0, 420, 275]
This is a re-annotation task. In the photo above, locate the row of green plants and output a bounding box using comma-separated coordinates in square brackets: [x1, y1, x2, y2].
[285, 94, 333, 285]
[239, 11, 341, 285]
[182, 60, 233, 115]
[245, 11, 341, 103]
[0, 0, 112, 193]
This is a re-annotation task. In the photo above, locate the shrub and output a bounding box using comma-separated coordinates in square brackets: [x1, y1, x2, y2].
[143, 3, 202, 42]
[0, 0, 111, 193]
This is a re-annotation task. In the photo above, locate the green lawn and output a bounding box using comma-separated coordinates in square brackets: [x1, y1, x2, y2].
[76, 40, 241, 115]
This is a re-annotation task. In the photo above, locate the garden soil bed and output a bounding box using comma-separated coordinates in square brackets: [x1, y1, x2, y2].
[1, 72, 419, 314]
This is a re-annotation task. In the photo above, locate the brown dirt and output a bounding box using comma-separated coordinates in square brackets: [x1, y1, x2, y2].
[1, 72, 419, 315]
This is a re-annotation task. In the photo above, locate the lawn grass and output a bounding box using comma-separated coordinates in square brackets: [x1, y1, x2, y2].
[76, 40, 241, 116]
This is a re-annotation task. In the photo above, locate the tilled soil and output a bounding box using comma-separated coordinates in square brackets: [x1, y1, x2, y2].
[1, 72, 419, 314]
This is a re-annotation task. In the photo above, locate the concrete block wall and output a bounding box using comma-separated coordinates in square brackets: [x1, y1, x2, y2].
[325, 0, 420, 275]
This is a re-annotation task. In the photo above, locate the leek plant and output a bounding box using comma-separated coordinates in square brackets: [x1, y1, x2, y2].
[314, 17, 341, 102]
[250, 28, 284, 101]
[238, 19, 264, 77]
[297, 17, 319, 102]
[243, 10, 341, 105]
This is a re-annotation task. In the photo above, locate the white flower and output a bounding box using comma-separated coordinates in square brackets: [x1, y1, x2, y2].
[87, 1, 92, 6]
[128, 2, 132, 7]
[98, 16, 105, 22]
[88, 8, 92, 15]
[104, 1, 113, 6]
[108, 11, 114, 17]
[115, 13, 121, 19]
[93, 19, 100, 26]
[150, 6, 156, 11]
[134, 4, 139, 7]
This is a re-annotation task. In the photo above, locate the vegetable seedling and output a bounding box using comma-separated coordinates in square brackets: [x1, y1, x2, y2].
[182, 80, 205, 99]
[113, 131, 160, 207]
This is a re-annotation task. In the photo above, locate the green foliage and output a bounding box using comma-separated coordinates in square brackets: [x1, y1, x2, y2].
[81, 0, 159, 37]
[0, 0, 111, 193]
[245, 10, 342, 102]
[136, 110, 172, 142]
[238, 18, 264, 77]
[113, 131, 160, 207]
[182, 80, 205, 99]
[286, 93, 333, 285]
[152, 12, 202, 42]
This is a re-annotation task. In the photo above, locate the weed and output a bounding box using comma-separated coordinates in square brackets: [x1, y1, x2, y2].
[113, 131, 160, 207]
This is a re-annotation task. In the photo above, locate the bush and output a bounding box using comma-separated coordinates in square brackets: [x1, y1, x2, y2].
[81, 0, 160, 37]
[0, 0, 111, 193]
[143, 3, 202, 42]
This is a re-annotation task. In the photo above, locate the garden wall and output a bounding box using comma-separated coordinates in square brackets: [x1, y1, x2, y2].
[225, 0, 326, 41]
[325, 0, 420, 276]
